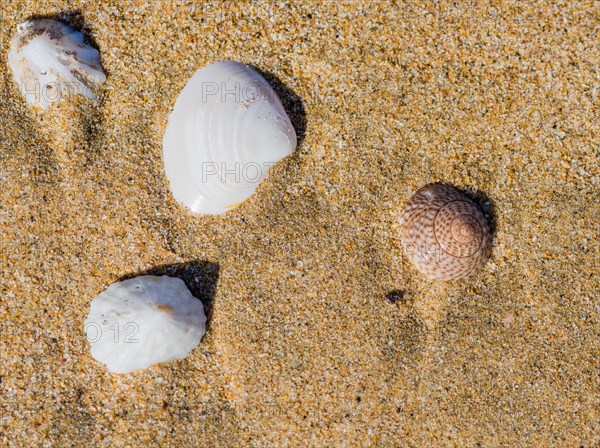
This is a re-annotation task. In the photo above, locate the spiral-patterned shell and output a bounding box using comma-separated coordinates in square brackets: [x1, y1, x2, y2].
[398, 183, 492, 280]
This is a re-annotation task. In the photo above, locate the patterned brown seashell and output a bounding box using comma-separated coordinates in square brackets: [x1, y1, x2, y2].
[398, 183, 492, 280]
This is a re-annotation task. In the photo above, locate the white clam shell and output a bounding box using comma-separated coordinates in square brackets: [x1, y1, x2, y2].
[8, 19, 106, 109]
[163, 61, 297, 215]
[84, 276, 206, 374]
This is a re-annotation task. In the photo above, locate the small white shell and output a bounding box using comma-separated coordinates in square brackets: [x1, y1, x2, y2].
[8, 19, 106, 108]
[163, 61, 297, 215]
[84, 276, 206, 374]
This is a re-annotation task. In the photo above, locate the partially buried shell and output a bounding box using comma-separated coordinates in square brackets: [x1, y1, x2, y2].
[398, 183, 492, 280]
[162, 61, 297, 215]
[8, 19, 106, 108]
[84, 276, 206, 374]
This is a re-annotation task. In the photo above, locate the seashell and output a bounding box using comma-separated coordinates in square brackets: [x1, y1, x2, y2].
[398, 183, 492, 280]
[84, 276, 206, 374]
[8, 19, 106, 109]
[163, 61, 297, 215]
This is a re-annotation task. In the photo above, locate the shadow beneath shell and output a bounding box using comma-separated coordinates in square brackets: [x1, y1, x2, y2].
[24, 10, 102, 52]
[77, 98, 106, 168]
[0, 80, 61, 183]
[118, 261, 220, 334]
[250, 65, 307, 150]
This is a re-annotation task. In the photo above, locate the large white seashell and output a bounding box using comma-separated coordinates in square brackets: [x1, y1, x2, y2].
[8, 19, 106, 109]
[84, 276, 206, 374]
[163, 61, 297, 215]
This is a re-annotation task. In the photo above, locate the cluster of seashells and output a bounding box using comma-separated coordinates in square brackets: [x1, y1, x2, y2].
[9, 19, 493, 373]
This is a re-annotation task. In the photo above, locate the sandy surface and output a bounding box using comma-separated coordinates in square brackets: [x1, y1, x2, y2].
[1, 1, 598, 446]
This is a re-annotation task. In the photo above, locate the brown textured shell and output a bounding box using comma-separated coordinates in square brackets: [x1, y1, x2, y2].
[398, 183, 492, 280]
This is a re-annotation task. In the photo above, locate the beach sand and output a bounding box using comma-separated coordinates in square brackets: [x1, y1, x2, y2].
[1, 1, 598, 446]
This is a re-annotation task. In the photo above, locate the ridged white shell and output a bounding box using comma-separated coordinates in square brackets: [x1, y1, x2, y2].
[8, 19, 106, 109]
[84, 276, 206, 374]
[163, 61, 297, 215]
